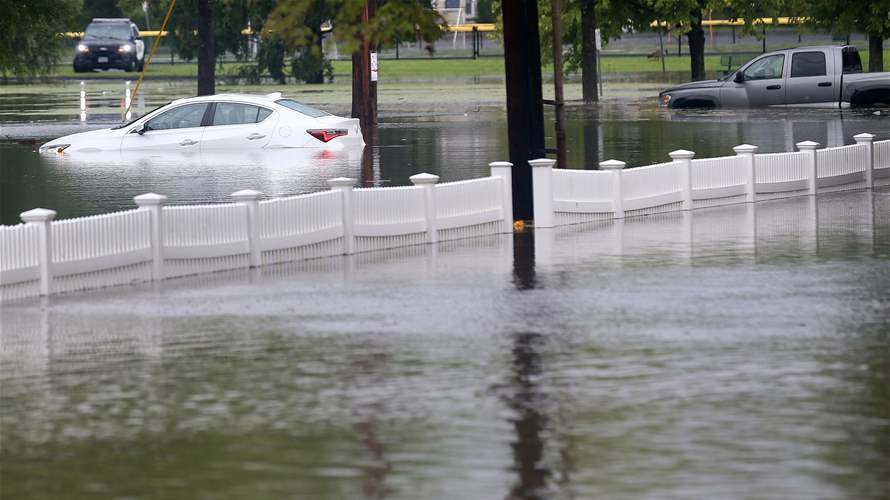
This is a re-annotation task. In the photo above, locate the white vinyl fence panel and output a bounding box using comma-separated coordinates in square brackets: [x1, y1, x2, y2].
[259, 190, 343, 251]
[755, 151, 808, 192]
[621, 162, 682, 211]
[164, 203, 249, 258]
[817, 143, 867, 187]
[874, 139, 890, 173]
[552, 169, 614, 213]
[691, 155, 747, 199]
[0, 224, 40, 285]
[435, 177, 503, 229]
[353, 186, 426, 237]
[52, 209, 151, 276]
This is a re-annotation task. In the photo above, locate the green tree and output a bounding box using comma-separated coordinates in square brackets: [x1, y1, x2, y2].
[801, 0, 890, 72]
[0, 0, 81, 77]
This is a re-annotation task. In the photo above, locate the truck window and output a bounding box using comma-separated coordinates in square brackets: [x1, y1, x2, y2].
[743, 54, 785, 81]
[791, 52, 826, 77]
[842, 48, 862, 74]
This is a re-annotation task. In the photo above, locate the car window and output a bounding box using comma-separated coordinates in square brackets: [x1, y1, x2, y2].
[744, 54, 785, 81]
[146, 103, 208, 131]
[275, 99, 329, 118]
[84, 23, 132, 40]
[791, 52, 826, 78]
[211, 103, 272, 126]
[842, 48, 862, 74]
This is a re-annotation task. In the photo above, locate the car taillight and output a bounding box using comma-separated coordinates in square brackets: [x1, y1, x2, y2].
[307, 129, 347, 143]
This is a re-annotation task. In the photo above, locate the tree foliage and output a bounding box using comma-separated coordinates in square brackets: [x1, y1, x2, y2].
[0, 0, 80, 77]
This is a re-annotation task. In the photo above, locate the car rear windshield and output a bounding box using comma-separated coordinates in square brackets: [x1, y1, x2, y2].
[275, 99, 329, 118]
[85, 23, 132, 40]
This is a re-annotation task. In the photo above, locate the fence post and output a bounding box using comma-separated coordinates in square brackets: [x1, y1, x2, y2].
[327, 178, 356, 255]
[410, 173, 440, 244]
[20, 208, 56, 296]
[796, 141, 820, 195]
[669, 149, 695, 210]
[231, 189, 263, 268]
[733, 144, 759, 203]
[490, 161, 514, 233]
[529, 158, 556, 228]
[854, 133, 875, 189]
[599, 159, 626, 219]
[134, 193, 167, 281]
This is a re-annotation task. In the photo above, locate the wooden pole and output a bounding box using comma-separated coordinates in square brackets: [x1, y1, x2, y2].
[551, 0, 566, 170]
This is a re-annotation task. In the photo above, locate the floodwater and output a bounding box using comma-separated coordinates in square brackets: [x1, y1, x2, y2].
[2, 191, 889, 499]
[2, 81, 889, 224]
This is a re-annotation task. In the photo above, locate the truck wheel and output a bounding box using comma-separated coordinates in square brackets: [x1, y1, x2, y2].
[137, 58, 144, 72]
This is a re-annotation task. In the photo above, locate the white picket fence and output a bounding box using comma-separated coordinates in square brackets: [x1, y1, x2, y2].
[1, 167, 513, 300]
[535, 134, 889, 227]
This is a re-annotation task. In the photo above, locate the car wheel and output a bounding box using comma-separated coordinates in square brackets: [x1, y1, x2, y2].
[137, 58, 144, 72]
[126, 59, 136, 72]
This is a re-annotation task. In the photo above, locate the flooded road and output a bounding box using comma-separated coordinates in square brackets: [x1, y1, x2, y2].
[2, 81, 889, 224]
[2, 191, 889, 499]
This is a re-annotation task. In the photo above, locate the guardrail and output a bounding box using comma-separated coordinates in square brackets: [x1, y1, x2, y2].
[534, 134, 888, 228]
[0, 165, 513, 300]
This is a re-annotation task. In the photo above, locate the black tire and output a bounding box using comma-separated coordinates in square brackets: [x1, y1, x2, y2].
[73, 63, 89, 73]
[137, 58, 144, 72]
[126, 58, 137, 72]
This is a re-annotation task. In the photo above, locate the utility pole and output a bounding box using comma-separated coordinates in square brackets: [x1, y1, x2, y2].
[502, 0, 546, 221]
[352, 1, 376, 137]
[550, 0, 566, 169]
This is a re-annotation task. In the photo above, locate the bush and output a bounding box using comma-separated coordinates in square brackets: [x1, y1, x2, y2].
[290, 48, 333, 84]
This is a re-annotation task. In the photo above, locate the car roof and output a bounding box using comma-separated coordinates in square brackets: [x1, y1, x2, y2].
[170, 93, 286, 106]
[90, 18, 133, 23]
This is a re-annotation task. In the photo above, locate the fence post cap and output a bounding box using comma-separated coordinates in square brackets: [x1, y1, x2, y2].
[599, 159, 626, 170]
[795, 140, 821, 150]
[20, 208, 57, 223]
[409, 173, 440, 185]
[853, 133, 876, 142]
[489, 161, 513, 168]
[326, 177, 356, 188]
[231, 189, 263, 201]
[528, 158, 557, 168]
[668, 149, 696, 160]
[733, 144, 759, 154]
[134, 193, 168, 206]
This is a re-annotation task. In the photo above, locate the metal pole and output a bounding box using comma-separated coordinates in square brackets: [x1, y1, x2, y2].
[658, 27, 666, 74]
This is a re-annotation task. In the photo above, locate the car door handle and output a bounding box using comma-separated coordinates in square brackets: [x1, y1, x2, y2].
[179, 139, 198, 146]
[817, 82, 832, 87]
[766, 85, 782, 90]
[247, 133, 266, 140]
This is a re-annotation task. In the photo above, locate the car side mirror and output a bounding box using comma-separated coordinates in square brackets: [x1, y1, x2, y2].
[135, 123, 149, 135]
[733, 71, 745, 84]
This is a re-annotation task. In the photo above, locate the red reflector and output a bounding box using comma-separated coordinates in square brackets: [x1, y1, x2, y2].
[307, 129, 347, 143]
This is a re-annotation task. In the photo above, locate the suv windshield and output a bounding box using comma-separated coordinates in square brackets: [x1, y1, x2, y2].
[275, 99, 329, 118]
[84, 23, 132, 40]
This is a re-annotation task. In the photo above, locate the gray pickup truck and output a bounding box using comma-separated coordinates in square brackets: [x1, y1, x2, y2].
[660, 45, 890, 108]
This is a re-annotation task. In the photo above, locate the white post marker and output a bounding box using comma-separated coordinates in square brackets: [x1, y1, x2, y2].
[370, 52, 378, 82]
[124, 81, 132, 121]
[796, 141, 820, 195]
[79, 81, 86, 122]
[669, 149, 695, 210]
[529, 158, 556, 228]
[134, 193, 168, 281]
[327, 178, 356, 255]
[733, 144, 759, 203]
[599, 159, 626, 219]
[231, 189, 263, 268]
[489, 161, 514, 233]
[410, 173, 440, 244]
[20, 208, 56, 296]
[854, 133, 875, 189]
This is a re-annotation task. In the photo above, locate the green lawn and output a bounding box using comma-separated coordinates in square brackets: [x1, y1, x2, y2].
[40, 49, 890, 80]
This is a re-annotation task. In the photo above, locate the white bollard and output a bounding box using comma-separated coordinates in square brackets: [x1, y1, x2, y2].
[410, 173, 440, 244]
[733, 144, 759, 203]
[599, 159, 626, 219]
[134, 193, 168, 281]
[854, 133, 876, 189]
[529, 158, 556, 228]
[79, 81, 86, 122]
[20, 208, 56, 296]
[796, 141, 820, 195]
[231, 189, 263, 268]
[124, 80, 132, 121]
[327, 178, 356, 255]
[489, 161, 514, 233]
[669, 149, 695, 210]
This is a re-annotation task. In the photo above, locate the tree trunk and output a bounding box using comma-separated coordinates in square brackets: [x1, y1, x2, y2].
[687, 9, 705, 81]
[869, 33, 884, 73]
[580, 0, 598, 103]
[197, 0, 215, 96]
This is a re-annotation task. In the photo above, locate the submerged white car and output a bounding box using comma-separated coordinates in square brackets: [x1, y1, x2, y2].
[40, 93, 364, 154]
